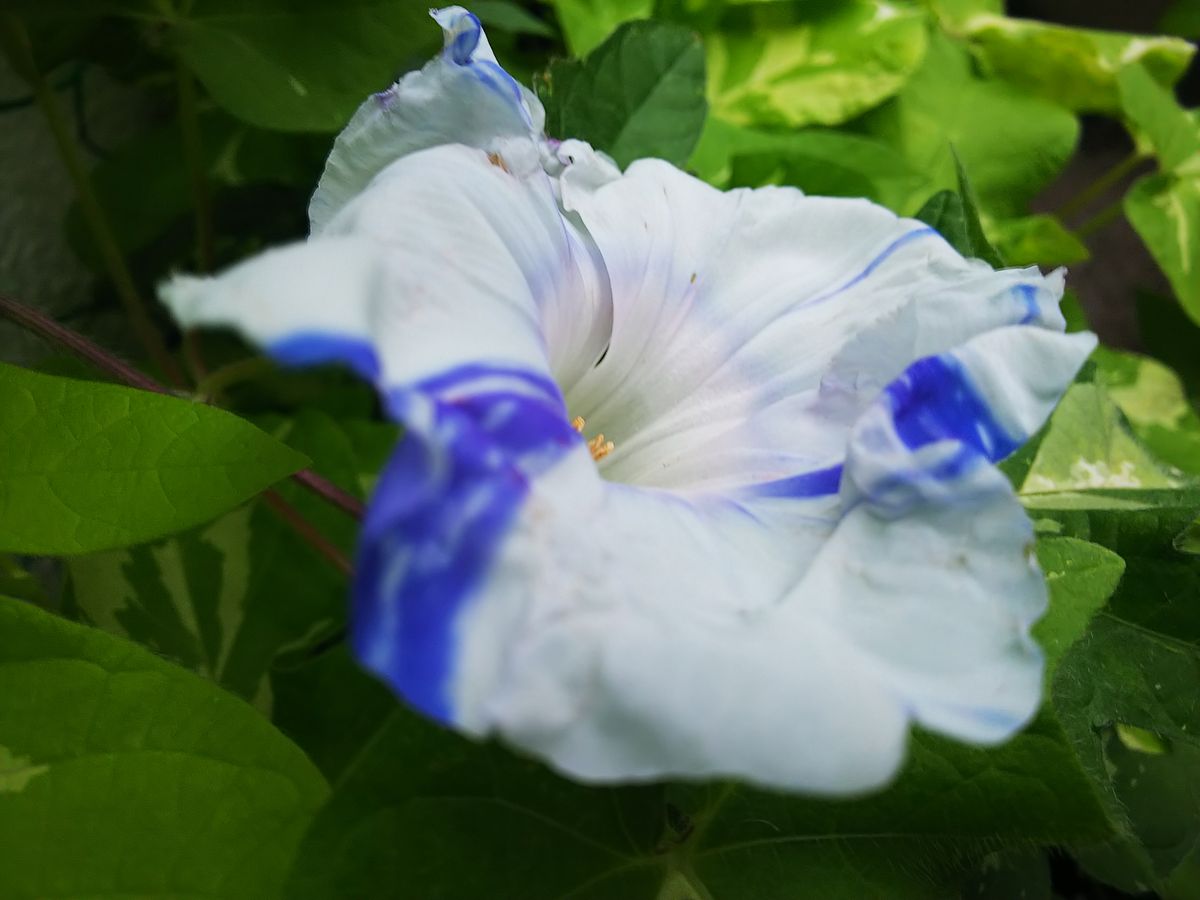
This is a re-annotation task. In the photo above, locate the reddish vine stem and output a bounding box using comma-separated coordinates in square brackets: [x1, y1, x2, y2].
[262, 492, 353, 577]
[0, 294, 366, 542]
[0, 294, 165, 395]
[292, 469, 366, 519]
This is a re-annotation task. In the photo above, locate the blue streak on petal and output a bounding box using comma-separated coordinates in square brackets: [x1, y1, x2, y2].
[352, 364, 577, 723]
[849, 353, 1028, 516]
[937, 699, 1032, 733]
[473, 59, 527, 115]
[1015, 283, 1040, 325]
[750, 464, 843, 498]
[806, 227, 936, 307]
[432, 6, 530, 125]
[413, 363, 563, 408]
[445, 11, 482, 63]
[884, 355, 1020, 462]
[268, 333, 380, 382]
[862, 445, 981, 514]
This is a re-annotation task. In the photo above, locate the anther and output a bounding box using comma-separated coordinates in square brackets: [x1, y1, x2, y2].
[570, 415, 615, 461]
[587, 434, 615, 461]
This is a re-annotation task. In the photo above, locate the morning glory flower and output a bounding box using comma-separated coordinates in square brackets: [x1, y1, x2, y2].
[162, 7, 1096, 794]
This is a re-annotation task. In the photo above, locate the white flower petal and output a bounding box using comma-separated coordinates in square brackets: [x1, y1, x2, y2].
[351, 310, 1093, 794]
[815, 326, 1096, 741]
[361, 441, 912, 794]
[163, 144, 609, 392]
[309, 6, 546, 234]
[162, 237, 386, 381]
[800, 490, 1045, 744]
[560, 159, 1069, 495]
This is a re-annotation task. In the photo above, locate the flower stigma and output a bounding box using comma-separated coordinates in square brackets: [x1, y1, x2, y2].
[571, 415, 614, 462]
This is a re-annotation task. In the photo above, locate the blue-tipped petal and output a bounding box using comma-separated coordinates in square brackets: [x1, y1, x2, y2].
[352, 366, 579, 722]
[269, 333, 381, 382]
[309, 6, 546, 234]
[844, 326, 1097, 515]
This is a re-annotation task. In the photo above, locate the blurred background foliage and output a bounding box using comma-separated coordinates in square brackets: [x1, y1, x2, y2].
[3, 1, 1200, 898]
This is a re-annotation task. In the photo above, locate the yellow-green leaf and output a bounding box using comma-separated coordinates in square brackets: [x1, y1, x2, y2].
[963, 14, 1194, 114]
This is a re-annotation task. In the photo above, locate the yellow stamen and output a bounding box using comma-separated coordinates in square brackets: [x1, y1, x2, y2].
[570, 416, 615, 461]
[588, 434, 615, 461]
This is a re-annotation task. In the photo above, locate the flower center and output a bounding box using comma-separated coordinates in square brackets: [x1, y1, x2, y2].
[570, 416, 614, 462]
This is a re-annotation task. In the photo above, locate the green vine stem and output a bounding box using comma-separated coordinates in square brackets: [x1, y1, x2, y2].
[175, 61, 216, 385]
[0, 14, 186, 387]
[194, 355, 277, 401]
[175, 60, 214, 272]
[1075, 198, 1126, 240]
[1055, 150, 1144, 223]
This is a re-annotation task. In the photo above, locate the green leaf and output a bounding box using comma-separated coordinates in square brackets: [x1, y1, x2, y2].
[67, 109, 326, 264]
[705, 0, 928, 129]
[0, 557, 47, 607]
[1138, 289, 1200, 401]
[914, 153, 1003, 266]
[1075, 729, 1200, 897]
[1162, 0, 1200, 39]
[962, 850, 1052, 900]
[1044, 465, 1200, 895]
[0, 364, 307, 555]
[691, 118, 922, 210]
[1177, 516, 1200, 555]
[987, 213, 1089, 268]
[540, 20, 707, 168]
[920, 0, 1002, 27]
[549, 0, 653, 55]
[859, 32, 1079, 217]
[0, 0, 152, 16]
[0, 595, 328, 899]
[1093, 347, 1200, 476]
[1055, 610, 1200, 895]
[962, 15, 1194, 115]
[216, 411, 365, 698]
[1033, 537, 1125, 679]
[285, 682, 1111, 897]
[169, 1, 439, 132]
[1117, 63, 1200, 172]
[65, 411, 392, 704]
[473, 1, 556, 38]
[1125, 172, 1200, 325]
[1019, 382, 1183, 501]
[679, 712, 1111, 899]
[288, 702, 667, 899]
[65, 510, 249, 685]
[1060, 289, 1091, 333]
[691, 118, 921, 210]
[270, 645, 398, 782]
